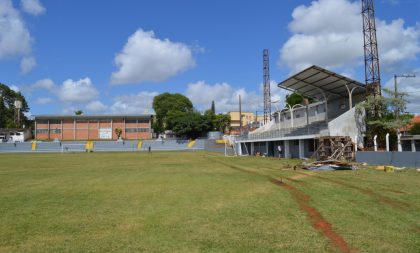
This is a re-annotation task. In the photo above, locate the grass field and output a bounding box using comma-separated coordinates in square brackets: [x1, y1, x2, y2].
[0, 151, 419, 253]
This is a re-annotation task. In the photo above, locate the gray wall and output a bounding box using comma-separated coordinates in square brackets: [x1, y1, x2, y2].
[356, 151, 420, 168]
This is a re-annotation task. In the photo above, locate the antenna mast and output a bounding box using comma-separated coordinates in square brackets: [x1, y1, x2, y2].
[263, 49, 271, 124]
[362, 0, 381, 97]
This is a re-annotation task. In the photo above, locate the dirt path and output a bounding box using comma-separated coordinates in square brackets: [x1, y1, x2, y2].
[271, 179, 353, 253]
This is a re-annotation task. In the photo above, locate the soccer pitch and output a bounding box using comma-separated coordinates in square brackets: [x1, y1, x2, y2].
[0, 152, 419, 252]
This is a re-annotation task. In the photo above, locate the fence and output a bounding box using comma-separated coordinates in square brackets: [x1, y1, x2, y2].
[355, 151, 420, 168]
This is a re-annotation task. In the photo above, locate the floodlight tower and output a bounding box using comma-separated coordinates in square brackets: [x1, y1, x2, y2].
[362, 0, 381, 97]
[263, 49, 271, 124]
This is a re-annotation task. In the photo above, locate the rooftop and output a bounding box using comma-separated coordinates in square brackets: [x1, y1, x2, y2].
[278, 65, 366, 101]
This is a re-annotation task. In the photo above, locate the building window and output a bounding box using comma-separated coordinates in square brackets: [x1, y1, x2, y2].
[49, 120, 61, 124]
[138, 119, 149, 123]
[36, 120, 48, 124]
[36, 129, 49, 134]
[125, 128, 137, 133]
[76, 120, 88, 123]
[126, 119, 137, 124]
[138, 128, 149, 132]
[52, 129, 61, 134]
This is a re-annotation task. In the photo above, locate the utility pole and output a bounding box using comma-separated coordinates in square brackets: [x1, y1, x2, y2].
[394, 74, 416, 118]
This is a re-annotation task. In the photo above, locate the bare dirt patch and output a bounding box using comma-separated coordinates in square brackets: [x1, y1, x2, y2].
[271, 178, 353, 253]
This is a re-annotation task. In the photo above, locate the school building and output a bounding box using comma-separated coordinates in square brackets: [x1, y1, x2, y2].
[34, 114, 154, 141]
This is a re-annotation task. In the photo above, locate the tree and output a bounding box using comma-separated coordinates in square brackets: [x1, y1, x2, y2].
[115, 128, 123, 139]
[152, 93, 193, 133]
[168, 110, 210, 139]
[356, 88, 413, 148]
[214, 113, 231, 133]
[285, 92, 314, 107]
[0, 83, 30, 128]
[75, 110, 83, 115]
[409, 123, 420, 135]
[211, 100, 215, 114]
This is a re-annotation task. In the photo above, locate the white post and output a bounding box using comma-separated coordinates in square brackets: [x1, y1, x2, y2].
[374, 135, 378, 152]
[284, 140, 290, 158]
[298, 139, 305, 159]
[251, 142, 255, 155]
[290, 110, 294, 128]
[386, 133, 390, 152]
[411, 140, 416, 152]
[266, 141, 269, 156]
[398, 133, 402, 152]
[354, 135, 358, 152]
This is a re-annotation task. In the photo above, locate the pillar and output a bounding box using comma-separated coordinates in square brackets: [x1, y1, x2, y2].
[284, 140, 290, 158]
[251, 142, 255, 155]
[398, 133, 402, 152]
[266, 141, 269, 156]
[298, 139, 305, 159]
[411, 140, 416, 152]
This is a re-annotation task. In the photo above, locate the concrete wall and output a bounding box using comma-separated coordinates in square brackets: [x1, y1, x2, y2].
[356, 151, 420, 168]
[328, 107, 365, 143]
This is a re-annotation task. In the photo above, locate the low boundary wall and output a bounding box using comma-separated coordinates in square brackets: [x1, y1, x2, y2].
[355, 151, 420, 168]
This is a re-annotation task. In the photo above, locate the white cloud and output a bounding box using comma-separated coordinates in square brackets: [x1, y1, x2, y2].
[111, 29, 195, 84]
[0, 0, 32, 58]
[279, 0, 420, 74]
[9, 85, 20, 92]
[35, 97, 52, 105]
[185, 81, 290, 113]
[85, 100, 107, 113]
[111, 91, 158, 114]
[20, 0, 45, 16]
[383, 70, 420, 114]
[0, 0, 39, 74]
[20, 56, 36, 74]
[31, 78, 55, 90]
[57, 78, 99, 103]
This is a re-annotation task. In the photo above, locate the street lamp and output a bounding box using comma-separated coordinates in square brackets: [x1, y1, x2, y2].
[284, 103, 304, 128]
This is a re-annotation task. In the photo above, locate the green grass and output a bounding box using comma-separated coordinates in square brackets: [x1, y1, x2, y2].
[0, 152, 419, 252]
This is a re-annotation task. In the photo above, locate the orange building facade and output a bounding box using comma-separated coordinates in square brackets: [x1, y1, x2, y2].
[34, 114, 154, 141]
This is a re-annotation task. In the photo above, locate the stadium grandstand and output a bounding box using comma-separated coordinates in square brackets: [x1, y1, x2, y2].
[235, 65, 366, 159]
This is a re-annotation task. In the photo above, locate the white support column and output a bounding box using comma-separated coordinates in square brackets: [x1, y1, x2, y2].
[411, 140, 416, 152]
[61, 119, 63, 140]
[251, 142, 254, 156]
[354, 135, 358, 152]
[374, 135, 378, 152]
[386, 133, 390, 152]
[298, 139, 305, 159]
[284, 140, 290, 158]
[398, 133, 402, 152]
[266, 141, 269, 156]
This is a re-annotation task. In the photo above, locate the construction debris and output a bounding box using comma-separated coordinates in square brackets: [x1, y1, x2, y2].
[302, 160, 354, 171]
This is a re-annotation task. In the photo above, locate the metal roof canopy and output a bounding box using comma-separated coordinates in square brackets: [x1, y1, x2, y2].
[278, 65, 366, 101]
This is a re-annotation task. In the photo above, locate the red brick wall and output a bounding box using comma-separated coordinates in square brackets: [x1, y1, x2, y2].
[36, 117, 152, 140]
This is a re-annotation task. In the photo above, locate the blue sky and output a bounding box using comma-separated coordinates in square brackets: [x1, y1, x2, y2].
[1, 0, 420, 116]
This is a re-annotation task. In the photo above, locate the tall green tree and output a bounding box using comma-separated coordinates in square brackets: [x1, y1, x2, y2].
[356, 88, 413, 148]
[285, 92, 314, 107]
[152, 93, 193, 133]
[211, 100, 215, 114]
[168, 110, 210, 139]
[0, 83, 30, 128]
